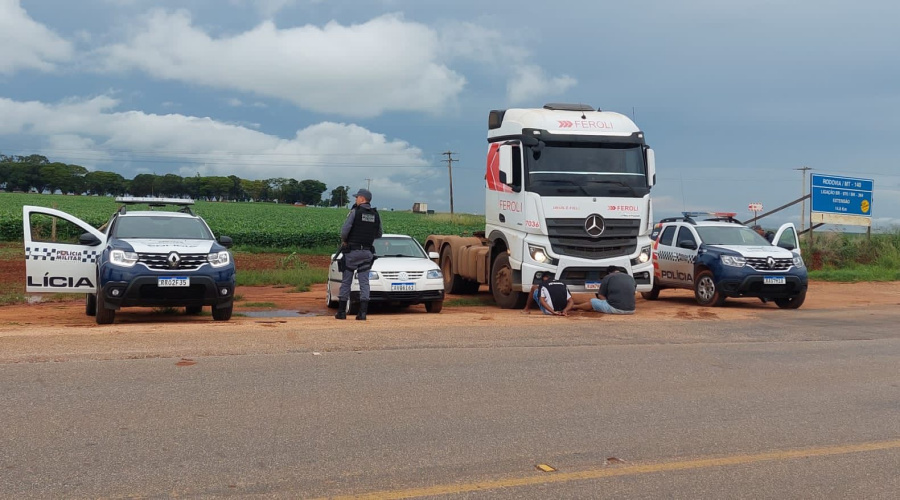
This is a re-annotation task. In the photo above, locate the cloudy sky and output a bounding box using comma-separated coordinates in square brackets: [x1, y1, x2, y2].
[2, 0, 898, 229]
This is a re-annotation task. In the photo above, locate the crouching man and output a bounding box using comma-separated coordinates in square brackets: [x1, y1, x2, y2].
[589, 266, 636, 315]
[523, 273, 574, 316]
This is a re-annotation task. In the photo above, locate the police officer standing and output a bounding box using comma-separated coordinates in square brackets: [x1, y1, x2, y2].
[335, 188, 382, 320]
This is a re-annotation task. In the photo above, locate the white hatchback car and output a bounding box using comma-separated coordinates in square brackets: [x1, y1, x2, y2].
[326, 234, 445, 313]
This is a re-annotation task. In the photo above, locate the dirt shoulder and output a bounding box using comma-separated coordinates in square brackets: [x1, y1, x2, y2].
[1, 281, 899, 364]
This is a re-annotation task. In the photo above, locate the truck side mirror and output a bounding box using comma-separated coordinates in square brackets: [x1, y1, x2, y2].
[646, 148, 656, 188]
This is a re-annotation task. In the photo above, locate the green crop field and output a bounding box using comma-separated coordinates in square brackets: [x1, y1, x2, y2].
[1, 193, 485, 249]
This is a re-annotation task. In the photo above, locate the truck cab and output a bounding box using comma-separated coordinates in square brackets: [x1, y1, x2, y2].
[427, 103, 657, 308]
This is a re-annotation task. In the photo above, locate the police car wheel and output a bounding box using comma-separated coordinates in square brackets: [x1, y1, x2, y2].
[85, 293, 97, 316]
[96, 300, 115, 324]
[774, 287, 806, 309]
[641, 283, 661, 301]
[694, 270, 725, 307]
[212, 304, 233, 321]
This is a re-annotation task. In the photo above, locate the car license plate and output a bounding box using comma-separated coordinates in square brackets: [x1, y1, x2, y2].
[391, 282, 415, 291]
[763, 276, 786, 285]
[585, 281, 601, 290]
[158, 277, 190, 287]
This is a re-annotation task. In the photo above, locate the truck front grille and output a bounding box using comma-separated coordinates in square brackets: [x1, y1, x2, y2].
[545, 218, 640, 259]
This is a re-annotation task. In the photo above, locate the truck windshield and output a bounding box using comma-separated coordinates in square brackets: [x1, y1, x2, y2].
[525, 141, 649, 198]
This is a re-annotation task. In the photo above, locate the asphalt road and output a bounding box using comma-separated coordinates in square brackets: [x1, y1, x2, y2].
[2, 311, 900, 499]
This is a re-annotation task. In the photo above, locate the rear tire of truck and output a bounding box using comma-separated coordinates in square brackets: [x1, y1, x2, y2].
[641, 283, 661, 300]
[440, 246, 469, 294]
[491, 253, 527, 309]
[96, 300, 115, 324]
[774, 287, 806, 309]
[694, 270, 726, 307]
[425, 300, 443, 313]
[212, 304, 233, 321]
[85, 293, 97, 316]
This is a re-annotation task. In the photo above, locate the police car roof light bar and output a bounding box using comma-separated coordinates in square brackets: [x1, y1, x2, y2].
[114, 197, 196, 215]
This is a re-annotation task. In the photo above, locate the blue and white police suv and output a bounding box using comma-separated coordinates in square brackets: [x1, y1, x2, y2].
[23, 197, 236, 324]
[646, 212, 807, 308]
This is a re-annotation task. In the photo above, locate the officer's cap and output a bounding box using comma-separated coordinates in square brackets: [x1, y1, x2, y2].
[353, 188, 372, 202]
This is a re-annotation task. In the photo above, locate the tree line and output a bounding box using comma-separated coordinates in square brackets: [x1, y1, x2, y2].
[0, 153, 351, 206]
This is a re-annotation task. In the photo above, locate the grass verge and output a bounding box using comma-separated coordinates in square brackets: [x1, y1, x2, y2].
[236, 267, 328, 292]
[809, 265, 900, 282]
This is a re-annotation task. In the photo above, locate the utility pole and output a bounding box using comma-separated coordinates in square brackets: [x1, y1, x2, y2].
[365, 178, 372, 191]
[794, 166, 812, 232]
[443, 151, 457, 215]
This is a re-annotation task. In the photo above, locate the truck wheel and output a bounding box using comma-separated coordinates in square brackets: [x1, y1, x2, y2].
[774, 287, 807, 309]
[641, 283, 661, 300]
[425, 300, 443, 313]
[96, 299, 115, 324]
[440, 246, 468, 294]
[694, 270, 725, 307]
[185, 305, 203, 315]
[212, 304, 233, 321]
[491, 253, 527, 309]
[85, 293, 97, 316]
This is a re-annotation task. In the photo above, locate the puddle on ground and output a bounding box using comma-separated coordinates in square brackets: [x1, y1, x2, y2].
[240, 310, 319, 318]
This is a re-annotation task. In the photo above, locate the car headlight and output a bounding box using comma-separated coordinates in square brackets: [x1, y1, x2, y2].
[792, 255, 805, 268]
[368, 271, 379, 279]
[110, 249, 139, 267]
[528, 244, 557, 265]
[208, 251, 231, 267]
[721, 255, 746, 267]
[631, 245, 652, 265]
[426, 269, 443, 279]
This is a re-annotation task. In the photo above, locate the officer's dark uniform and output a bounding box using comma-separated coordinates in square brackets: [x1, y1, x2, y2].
[336, 188, 382, 320]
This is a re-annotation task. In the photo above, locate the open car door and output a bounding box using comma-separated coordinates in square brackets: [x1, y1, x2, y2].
[772, 223, 801, 256]
[22, 206, 106, 293]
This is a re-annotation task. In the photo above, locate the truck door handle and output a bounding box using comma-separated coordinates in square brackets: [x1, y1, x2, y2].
[499, 214, 506, 223]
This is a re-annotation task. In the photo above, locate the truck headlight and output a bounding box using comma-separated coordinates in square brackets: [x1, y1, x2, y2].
[207, 251, 231, 267]
[426, 269, 443, 279]
[528, 244, 557, 265]
[110, 249, 139, 267]
[631, 245, 652, 265]
[721, 255, 746, 267]
[793, 255, 805, 268]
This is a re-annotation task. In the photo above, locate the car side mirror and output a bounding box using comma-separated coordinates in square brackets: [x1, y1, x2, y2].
[428, 251, 439, 260]
[79, 232, 101, 246]
[778, 242, 795, 251]
[678, 240, 697, 250]
[218, 235, 233, 248]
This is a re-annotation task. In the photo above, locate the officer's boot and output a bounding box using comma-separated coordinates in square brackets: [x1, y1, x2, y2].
[335, 300, 347, 320]
[356, 300, 369, 321]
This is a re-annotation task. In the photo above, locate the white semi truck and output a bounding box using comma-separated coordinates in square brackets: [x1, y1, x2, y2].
[425, 103, 657, 308]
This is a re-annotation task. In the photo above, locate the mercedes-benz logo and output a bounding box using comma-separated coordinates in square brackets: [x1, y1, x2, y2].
[584, 214, 605, 238]
[767, 256, 776, 269]
[167, 252, 181, 269]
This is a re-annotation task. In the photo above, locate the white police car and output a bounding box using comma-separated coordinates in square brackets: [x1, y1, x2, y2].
[326, 234, 445, 314]
[646, 212, 807, 308]
[23, 198, 235, 324]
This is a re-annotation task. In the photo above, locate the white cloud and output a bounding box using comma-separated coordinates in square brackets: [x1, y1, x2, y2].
[0, 0, 73, 74]
[0, 95, 434, 207]
[507, 65, 577, 105]
[93, 10, 467, 118]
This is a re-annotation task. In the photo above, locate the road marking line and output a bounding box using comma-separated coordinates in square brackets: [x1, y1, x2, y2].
[320, 438, 900, 500]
